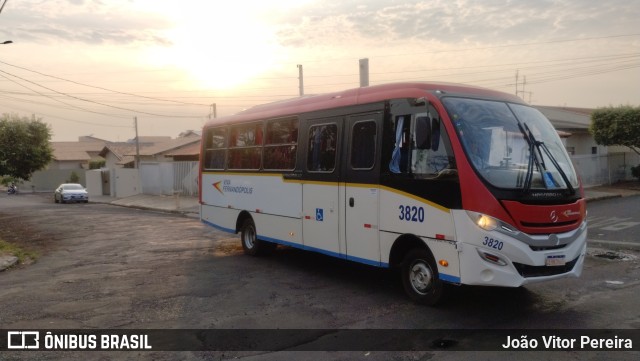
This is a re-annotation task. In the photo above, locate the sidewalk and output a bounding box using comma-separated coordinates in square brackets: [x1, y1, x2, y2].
[91, 193, 200, 218]
[584, 184, 640, 202]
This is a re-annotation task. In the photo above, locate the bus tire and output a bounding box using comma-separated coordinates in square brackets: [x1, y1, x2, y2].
[240, 218, 266, 256]
[401, 248, 444, 306]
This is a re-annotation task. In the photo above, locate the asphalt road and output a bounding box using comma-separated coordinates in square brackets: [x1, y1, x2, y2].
[0, 193, 639, 360]
[587, 195, 640, 249]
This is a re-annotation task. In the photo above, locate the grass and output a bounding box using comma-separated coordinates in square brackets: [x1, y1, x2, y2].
[0, 239, 39, 264]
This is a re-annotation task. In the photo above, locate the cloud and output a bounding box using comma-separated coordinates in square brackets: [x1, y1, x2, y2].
[273, 0, 640, 48]
[1, 0, 172, 46]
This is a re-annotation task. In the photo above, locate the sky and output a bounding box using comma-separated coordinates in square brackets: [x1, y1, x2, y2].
[0, 0, 639, 142]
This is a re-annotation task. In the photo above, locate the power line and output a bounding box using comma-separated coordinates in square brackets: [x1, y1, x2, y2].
[0, 68, 206, 118]
[0, 59, 210, 106]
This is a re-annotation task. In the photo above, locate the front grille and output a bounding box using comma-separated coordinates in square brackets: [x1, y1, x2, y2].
[521, 220, 577, 228]
[529, 244, 567, 251]
[513, 256, 579, 278]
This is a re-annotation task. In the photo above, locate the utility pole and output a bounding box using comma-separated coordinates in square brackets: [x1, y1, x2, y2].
[134, 116, 140, 169]
[359, 58, 369, 87]
[297, 64, 304, 96]
[515, 69, 519, 95]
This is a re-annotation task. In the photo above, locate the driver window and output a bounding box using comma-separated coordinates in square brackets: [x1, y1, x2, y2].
[390, 105, 455, 178]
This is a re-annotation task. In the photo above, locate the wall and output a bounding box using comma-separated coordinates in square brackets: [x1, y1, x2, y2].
[19, 169, 87, 192]
[139, 161, 199, 196]
[113, 168, 141, 198]
[572, 152, 640, 187]
[85, 170, 103, 196]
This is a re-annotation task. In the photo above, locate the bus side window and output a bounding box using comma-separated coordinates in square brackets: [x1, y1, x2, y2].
[350, 120, 377, 170]
[228, 122, 263, 170]
[203, 127, 227, 170]
[307, 124, 338, 172]
[264, 117, 299, 170]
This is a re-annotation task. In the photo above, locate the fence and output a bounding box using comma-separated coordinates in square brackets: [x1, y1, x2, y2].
[139, 161, 199, 196]
[571, 152, 640, 187]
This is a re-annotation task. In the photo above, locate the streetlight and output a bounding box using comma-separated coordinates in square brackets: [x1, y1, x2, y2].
[1, 40, 12, 44]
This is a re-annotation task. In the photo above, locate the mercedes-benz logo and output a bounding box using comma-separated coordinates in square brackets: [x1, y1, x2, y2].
[550, 210, 559, 223]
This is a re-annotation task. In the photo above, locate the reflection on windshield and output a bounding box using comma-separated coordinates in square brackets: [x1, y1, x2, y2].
[443, 97, 578, 191]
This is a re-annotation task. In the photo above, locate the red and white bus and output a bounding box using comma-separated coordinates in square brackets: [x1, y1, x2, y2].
[199, 82, 586, 305]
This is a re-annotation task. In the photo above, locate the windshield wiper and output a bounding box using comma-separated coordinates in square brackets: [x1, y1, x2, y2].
[519, 122, 575, 195]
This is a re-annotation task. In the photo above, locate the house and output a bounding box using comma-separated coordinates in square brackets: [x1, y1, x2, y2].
[98, 143, 143, 169]
[98, 134, 201, 168]
[48, 137, 108, 170]
[534, 106, 602, 156]
[536, 106, 639, 185]
[126, 136, 200, 164]
[165, 141, 201, 162]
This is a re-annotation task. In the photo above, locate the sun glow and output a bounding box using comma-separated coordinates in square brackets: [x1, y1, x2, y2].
[141, 1, 288, 90]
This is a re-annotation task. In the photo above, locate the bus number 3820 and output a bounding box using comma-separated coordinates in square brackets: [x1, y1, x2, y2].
[483, 236, 504, 250]
[399, 205, 425, 222]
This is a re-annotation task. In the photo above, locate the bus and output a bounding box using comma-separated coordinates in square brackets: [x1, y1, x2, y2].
[199, 82, 586, 305]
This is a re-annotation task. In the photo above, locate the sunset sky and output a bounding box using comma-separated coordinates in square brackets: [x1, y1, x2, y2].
[0, 0, 638, 142]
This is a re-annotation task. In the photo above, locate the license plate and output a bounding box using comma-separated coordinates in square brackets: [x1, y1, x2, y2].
[546, 254, 566, 266]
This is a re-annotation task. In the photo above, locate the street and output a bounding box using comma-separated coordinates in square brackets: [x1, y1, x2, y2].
[588, 195, 640, 249]
[0, 193, 638, 360]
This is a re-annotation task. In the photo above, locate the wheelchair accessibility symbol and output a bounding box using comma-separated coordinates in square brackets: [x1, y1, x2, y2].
[315, 208, 324, 222]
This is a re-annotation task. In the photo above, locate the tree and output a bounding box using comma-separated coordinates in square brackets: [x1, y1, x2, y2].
[0, 114, 53, 181]
[589, 105, 640, 155]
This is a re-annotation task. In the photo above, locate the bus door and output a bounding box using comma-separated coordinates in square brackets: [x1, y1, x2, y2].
[344, 113, 383, 265]
[302, 118, 342, 256]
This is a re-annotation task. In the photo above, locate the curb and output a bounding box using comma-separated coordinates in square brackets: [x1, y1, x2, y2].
[586, 194, 622, 203]
[0, 255, 19, 271]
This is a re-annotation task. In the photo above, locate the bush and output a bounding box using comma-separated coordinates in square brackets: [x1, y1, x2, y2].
[67, 171, 80, 183]
[89, 159, 106, 169]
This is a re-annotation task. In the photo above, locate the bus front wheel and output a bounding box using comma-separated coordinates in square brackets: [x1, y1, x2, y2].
[401, 248, 444, 306]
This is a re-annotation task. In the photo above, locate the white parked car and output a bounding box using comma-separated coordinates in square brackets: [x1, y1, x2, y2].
[54, 183, 89, 203]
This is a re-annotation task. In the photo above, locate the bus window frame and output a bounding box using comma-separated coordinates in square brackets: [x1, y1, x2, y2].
[306, 122, 339, 174]
[203, 126, 228, 171]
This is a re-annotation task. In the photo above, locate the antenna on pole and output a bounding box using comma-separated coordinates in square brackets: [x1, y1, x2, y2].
[359, 58, 369, 87]
[297, 64, 304, 96]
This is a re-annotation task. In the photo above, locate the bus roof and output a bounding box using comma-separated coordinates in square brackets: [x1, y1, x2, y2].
[204, 82, 524, 127]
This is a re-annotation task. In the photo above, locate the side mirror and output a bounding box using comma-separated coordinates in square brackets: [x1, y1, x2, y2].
[415, 116, 431, 150]
[431, 117, 441, 151]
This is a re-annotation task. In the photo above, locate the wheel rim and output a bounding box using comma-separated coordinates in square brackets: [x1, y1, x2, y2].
[243, 225, 256, 249]
[409, 260, 433, 295]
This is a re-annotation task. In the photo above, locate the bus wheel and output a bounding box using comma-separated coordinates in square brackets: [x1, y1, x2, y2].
[401, 248, 444, 306]
[240, 218, 260, 256]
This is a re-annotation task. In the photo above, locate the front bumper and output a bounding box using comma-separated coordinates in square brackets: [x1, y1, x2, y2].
[453, 210, 587, 287]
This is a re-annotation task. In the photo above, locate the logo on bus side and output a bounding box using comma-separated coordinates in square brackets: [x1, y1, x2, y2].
[212, 179, 254, 196]
[213, 181, 224, 195]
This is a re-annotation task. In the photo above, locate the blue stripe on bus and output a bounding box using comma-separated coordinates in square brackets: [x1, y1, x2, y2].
[202, 219, 236, 234]
[439, 273, 461, 283]
[203, 219, 460, 284]
[202, 220, 389, 268]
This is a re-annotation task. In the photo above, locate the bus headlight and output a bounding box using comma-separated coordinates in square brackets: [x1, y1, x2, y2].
[466, 211, 499, 231]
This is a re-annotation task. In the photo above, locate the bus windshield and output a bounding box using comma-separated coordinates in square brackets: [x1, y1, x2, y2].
[443, 97, 578, 191]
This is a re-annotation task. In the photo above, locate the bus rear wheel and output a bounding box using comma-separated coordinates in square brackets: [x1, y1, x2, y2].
[401, 248, 444, 306]
[240, 218, 275, 256]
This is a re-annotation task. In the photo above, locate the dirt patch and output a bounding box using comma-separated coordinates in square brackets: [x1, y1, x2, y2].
[0, 211, 60, 266]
